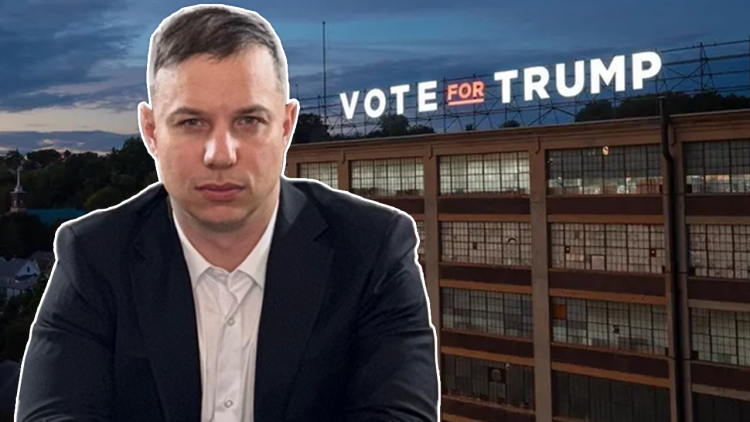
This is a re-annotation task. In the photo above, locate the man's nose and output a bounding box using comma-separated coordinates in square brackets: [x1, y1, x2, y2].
[204, 128, 238, 168]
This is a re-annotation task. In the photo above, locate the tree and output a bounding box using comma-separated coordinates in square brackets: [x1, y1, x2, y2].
[0, 213, 52, 259]
[84, 185, 130, 211]
[2, 150, 23, 171]
[408, 124, 435, 135]
[575, 92, 750, 122]
[292, 113, 330, 144]
[109, 137, 156, 188]
[0, 314, 35, 361]
[25, 149, 62, 169]
[501, 120, 521, 128]
[0, 274, 48, 362]
[378, 114, 411, 137]
[575, 100, 615, 121]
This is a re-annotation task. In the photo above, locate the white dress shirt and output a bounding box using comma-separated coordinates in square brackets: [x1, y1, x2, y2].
[172, 203, 279, 422]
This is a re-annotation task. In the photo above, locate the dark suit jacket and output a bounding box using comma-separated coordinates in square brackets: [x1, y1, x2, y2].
[15, 177, 439, 422]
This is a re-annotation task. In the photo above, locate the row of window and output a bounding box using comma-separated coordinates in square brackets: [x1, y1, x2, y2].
[442, 288, 534, 338]
[689, 224, 750, 280]
[350, 158, 424, 197]
[441, 354, 535, 409]
[691, 307, 750, 367]
[551, 296, 669, 355]
[550, 223, 666, 274]
[419, 221, 750, 280]
[694, 392, 750, 422]
[442, 288, 671, 355]
[547, 144, 662, 195]
[298, 161, 338, 188]
[552, 370, 671, 422]
[443, 353, 750, 422]
[440, 221, 533, 267]
[685, 140, 750, 194]
[439, 152, 530, 195]
[442, 353, 674, 422]
[443, 287, 750, 369]
[297, 139, 750, 196]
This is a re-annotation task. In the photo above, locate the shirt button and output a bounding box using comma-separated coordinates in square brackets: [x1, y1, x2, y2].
[228, 318, 235, 326]
[225, 399, 233, 408]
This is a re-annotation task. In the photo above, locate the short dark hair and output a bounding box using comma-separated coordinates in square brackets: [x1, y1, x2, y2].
[146, 5, 288, 102]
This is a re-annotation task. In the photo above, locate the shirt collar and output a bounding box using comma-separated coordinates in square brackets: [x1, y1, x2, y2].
[173, 200, 279, 290]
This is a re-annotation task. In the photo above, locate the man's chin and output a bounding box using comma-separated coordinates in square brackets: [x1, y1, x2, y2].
[197, 215, 250, 232]
[189, 207, 250, 232]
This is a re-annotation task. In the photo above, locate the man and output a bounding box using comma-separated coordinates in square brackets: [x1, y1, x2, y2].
[15, 5, 439, 422]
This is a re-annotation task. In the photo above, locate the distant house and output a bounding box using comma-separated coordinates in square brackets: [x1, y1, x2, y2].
[0, 258, 40, 299]
[27, 251, 55, 278]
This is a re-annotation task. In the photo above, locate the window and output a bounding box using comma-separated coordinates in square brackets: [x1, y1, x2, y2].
[684, 140, 750, 193]
[693, 393, 750, 422]
[350, 157, 423, 197]
[442, 287, 533, 338]
[439, 151, 530, 195]
[691, 307, 750, 367]
[298, 161, 338, 189]
[442, 354, 535, 409]
[550, 223, 665, 274]
[441, 221, 532, 267]
[552, 371, 671, 422]
[688, 224, 750, 279]
[415, 220, 426, 262]
[551, 297, 668, 355]
[547, 144, 662, 195]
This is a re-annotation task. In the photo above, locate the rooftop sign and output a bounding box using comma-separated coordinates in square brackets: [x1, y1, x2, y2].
[339, 52, 662, 120]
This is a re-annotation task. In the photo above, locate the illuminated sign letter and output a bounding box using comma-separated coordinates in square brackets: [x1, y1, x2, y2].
[390, 84, 410, 115]
[446, 81, 485, 106]
[556, 60, 585, 97]
[340, 91, 359, 120]
[494, 70, 519, 104]
[524, 66, 550, 101]
[590, 55, 626, 94]
[364, 88, 387, 118]
[418, 81, 438, 112]
[632, 52, 662, 90]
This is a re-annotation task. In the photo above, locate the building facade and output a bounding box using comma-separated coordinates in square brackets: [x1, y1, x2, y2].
[285, 108, 750, 422]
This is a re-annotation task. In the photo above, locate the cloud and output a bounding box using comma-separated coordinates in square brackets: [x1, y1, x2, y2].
[121, 0, 508, 23]
[0, 131, 139, 154]
[0, 0, 146, 112]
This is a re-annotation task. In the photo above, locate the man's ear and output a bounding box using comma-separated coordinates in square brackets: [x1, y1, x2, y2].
[283, 99, 300, 146]
[138, 101, 158, 158]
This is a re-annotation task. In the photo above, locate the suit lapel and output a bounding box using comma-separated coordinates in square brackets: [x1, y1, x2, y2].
[254, 178, 334, 421]
[130, 185, 202, 422]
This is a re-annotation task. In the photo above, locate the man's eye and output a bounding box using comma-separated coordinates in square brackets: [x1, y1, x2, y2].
[182, 119, 201, 126]
[240, 116, 260, 125]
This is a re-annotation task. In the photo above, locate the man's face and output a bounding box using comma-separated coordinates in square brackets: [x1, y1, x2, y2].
[139, 47, 298, 232]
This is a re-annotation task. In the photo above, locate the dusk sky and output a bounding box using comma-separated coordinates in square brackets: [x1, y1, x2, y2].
[0, 0, 748, 153]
